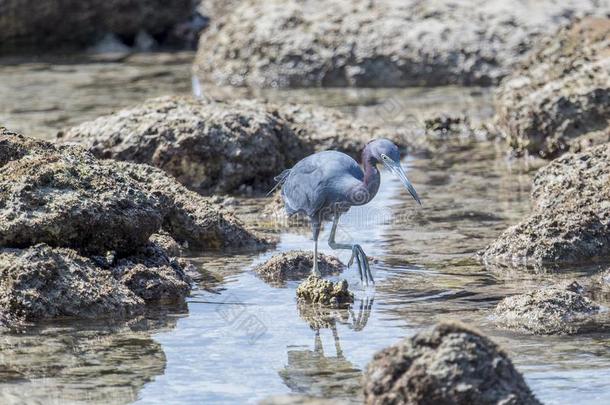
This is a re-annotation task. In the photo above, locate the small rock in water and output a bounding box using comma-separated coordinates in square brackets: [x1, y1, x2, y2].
[493, 281, 600, 335]
[255, 251, 344, 286]
[296, 275, 353, 307]
[363, 321, 541, 405]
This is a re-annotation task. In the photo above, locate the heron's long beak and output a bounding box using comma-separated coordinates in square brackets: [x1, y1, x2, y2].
[384, 160, 421, 205]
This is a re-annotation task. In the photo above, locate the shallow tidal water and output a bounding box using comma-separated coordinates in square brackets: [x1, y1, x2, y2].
[1, 53, 610, 405]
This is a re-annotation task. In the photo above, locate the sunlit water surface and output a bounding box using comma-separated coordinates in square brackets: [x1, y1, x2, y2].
[0, 53, 609, 405]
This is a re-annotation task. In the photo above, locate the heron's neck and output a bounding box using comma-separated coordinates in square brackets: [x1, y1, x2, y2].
[358, 147, 380, 204]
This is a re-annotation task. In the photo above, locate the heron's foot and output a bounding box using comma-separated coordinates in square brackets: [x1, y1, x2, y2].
[347, 244, 374, 286]
[349, 296, 374, 331]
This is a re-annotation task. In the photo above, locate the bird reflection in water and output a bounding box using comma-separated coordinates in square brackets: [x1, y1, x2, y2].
[278, 296, 374, 399]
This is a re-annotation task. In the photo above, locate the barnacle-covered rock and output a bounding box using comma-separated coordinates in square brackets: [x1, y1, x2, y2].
[296, 275, 353, 307]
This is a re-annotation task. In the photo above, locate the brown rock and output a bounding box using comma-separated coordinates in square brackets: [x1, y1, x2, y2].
[254, 250, 344, 286]
[61, 96, 389, 194]
[363, 321, 540, 405]
[0, 244, 144, 324]
[493, 282, 600, 335]
[0, 129, 164, 256]
[296, 275, 353, 307]
[495, 17, 610, 158]
[195, 0, 605, 88]
[0, 128, 267, 254]
[480, 144, 610, 268]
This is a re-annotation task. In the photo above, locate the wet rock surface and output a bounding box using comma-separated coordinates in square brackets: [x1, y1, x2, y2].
[495, 17, 610, 158]
[195, 0, 605, 88]
[0, 239, 194, 326]
[0, 0, 196, 53]
[111, 242, 192, 303]
[363, 321, 540, 405]
[480, 144, 610, 268]
[254, 251, 344, 286]
[493, 282, 600, 335]
[296, 275, 353, 307]
[61, 96, 388, 194]
[0, 244, 144, 324]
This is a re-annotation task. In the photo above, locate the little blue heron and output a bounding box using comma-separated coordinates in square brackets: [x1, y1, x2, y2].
[273, 138, 421, 285]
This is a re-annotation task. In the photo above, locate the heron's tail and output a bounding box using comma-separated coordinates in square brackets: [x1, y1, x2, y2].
[266, 169, 291, 196]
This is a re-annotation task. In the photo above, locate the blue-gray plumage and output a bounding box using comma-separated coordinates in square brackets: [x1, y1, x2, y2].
[273, 138, 421, 285]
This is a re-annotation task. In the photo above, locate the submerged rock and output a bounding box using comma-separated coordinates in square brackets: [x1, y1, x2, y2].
[495, 17, 610, 158]
[61, 96, 387, 194]
[296, 275, 353, 307]
[255, 251, 344, 286]
[493, 282, 600, 335]
[480, 144, 610, 268]
[0, 0, 196, 53]
[194, 0, 604, 88]
[493, 282, 599, 335]
[0, 128, 266, 254]
[363, 321, 540, 405]
[0, 244, 144, 324]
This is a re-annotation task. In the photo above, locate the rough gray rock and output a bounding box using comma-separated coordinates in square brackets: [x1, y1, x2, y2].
[480, 144, 610, 268]
[493, 282, 600, 335]
[194, 0, 607, 88]
[112, 241, 192, 302]
[115, 161, 269, 250]
[495, 17, 610, 158]
[0, 241, 194, 326]
[0, 129, 164, 256]
[0, 128, 266, 325]
[296, 275, 353, 307]
[254, 250, 344, 286]
[0, 128, 267, 254]
[61, 96, 389, 194]
[0, 0, 196, 53]
[363, 321, 540, 405]
[0, 244, 144, 324]
[149, 233, 182, 257]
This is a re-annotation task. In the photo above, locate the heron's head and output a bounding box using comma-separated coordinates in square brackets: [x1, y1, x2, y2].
[367, 138, 421, 205]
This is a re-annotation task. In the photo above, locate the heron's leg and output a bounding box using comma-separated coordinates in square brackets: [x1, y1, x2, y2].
[327, 215, 374, 285]
[311, 221, 321, 277]
[331, 324, 343, 358]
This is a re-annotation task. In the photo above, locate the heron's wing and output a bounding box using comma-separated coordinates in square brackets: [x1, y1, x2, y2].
[281, 151, 363, 217]
[281, 158, 329, 217]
